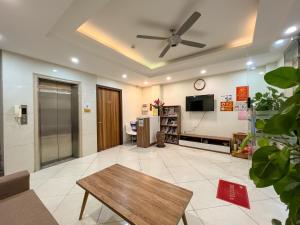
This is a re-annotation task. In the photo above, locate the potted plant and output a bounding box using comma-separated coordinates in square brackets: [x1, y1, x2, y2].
[232, 133, 253, 159]
[152, 98, 165, 116]
[253, 86, 286, 116]
[249, 67, 300, 225]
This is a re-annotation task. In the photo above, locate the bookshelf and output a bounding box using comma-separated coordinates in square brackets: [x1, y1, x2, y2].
[160, 106, 181, 144]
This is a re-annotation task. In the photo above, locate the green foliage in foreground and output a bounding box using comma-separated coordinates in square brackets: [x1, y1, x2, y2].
[250, 67, 300, 225]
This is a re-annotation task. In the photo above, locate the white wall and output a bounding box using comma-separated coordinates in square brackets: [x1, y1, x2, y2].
[141, 85, 162, 106]
[143, 68, 269, 138]
[1, 51, 142, 174]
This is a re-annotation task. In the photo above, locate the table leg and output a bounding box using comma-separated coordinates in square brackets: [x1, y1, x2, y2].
[79, 190, 89, 220]
[182, 212, 188, 225]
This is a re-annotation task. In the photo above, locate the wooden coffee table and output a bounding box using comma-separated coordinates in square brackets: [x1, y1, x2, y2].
[76, 164, 193, 225]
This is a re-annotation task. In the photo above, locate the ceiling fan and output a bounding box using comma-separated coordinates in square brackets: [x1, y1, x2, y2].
[136, 11, 206, 58]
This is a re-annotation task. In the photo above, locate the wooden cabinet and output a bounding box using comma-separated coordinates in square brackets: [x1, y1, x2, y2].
[160, 106, 181, 144]
[179, 134, 231, 154]
[137, 116, 160, 148]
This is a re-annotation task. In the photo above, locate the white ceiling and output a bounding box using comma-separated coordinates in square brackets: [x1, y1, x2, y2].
[0, 0, 299, 87]
[78, 0, 257, 64]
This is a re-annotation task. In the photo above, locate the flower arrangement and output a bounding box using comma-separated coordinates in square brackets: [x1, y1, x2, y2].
[152, 98, 165, 115]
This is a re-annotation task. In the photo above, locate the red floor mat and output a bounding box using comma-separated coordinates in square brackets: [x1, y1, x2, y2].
[216, 179, 250, 209]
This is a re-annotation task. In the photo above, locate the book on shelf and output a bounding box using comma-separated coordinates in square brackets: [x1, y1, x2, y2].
[162, 107, 177, 117]
[161, 118, 177, 126]
[161, 126, 177, 135]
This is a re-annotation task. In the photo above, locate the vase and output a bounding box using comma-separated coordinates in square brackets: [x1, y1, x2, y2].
[156, 131, 165, 148]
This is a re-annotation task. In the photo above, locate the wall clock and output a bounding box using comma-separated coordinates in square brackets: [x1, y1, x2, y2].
[194, 79, 206, 91]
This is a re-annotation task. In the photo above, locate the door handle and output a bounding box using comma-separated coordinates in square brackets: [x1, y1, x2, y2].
[98, 122, 103, 124]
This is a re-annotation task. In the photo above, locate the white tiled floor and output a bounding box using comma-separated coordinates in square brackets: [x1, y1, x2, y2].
[30, 144, 288, 225]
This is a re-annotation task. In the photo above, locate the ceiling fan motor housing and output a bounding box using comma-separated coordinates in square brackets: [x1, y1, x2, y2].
[169, 35, 181, 47]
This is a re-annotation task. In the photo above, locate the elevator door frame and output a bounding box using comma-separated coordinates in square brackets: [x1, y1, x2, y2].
[33, 74, 81, 171]
[96, 85, 123, 151]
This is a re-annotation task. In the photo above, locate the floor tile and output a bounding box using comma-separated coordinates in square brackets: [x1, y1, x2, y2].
[217, 161, 251, 176]
[190, 161, 233, 180]
[98, 205, 123, 223]
[259, 186, 279, 199]
[28, 144, 287, 225]
[162, 155, 187, 167]
[241, 199, 288, 225]
[168, 166, 206, 183]
[30, 177, 48, 189]
[53, 193, 101, 225]
[35, 176, 77, 198]
[39, 195, 65, 213]
[178, 180, 230, 210]
[196, 205, 257, 225]
[149, 171, 176, 184]
[178, 211, 204, 225]
[99, 221, 130, 225]
[30, 163, 65, 180]
[116, 159, 141, 171]
[53, 163, 91, 178]
[140, 158, 170, 176]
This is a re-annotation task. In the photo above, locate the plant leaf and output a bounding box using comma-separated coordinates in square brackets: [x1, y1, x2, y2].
[264, 67, 300, 89]
[273, 165, 300, 204]
[263, 103, 300, 135]
[257, 137, 270, 147]
[279, 93, 300, 113]
[240, 133, 252, 150]
[288, 195, 300, 224]
[250, 146, 290, 187]
[255, 92, 263, 100]
[256, 119, 265, 129]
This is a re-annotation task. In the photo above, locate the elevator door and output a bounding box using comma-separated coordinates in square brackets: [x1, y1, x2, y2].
[39, 80, 73, 166]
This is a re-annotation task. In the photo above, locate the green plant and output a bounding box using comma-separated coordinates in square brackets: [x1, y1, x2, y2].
[240, 133, 252, 150]
[249, 67, 300, 225]
[253, 86, 286, 111]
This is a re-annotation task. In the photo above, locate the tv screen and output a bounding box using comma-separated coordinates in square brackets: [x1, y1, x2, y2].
[186, 94, 214, 111]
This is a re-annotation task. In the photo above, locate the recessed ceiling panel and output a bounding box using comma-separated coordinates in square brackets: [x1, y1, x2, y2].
[77, 0, 258, 69]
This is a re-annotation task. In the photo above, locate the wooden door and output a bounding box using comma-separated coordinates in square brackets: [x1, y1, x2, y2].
[97, 87, 122, 151]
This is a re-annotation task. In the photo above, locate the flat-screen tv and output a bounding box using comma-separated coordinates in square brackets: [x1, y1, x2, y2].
[186, 94, 214, 111]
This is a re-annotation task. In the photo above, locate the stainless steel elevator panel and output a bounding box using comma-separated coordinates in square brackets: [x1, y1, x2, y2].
[57, 83, 72, 159]
[39, 80, 74, 166]
[39, 83, 59, 164]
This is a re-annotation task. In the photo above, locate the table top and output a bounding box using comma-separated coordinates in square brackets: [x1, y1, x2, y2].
[77, 164, 193, 225]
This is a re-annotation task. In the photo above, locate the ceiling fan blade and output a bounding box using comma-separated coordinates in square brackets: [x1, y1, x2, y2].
[136, 35, 167, 40]
[159, 45, 171, 58]
[181, 40, 206, 48]
[176, 11, 201, 36]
